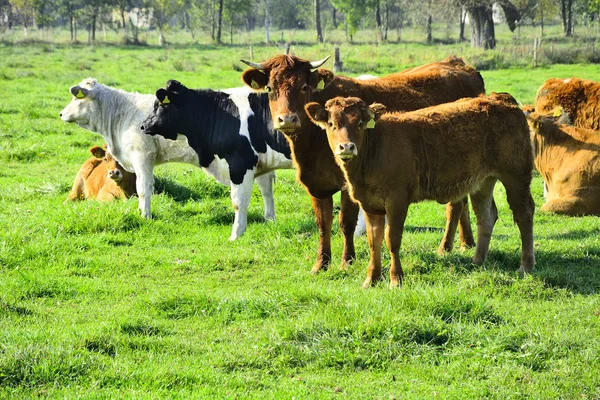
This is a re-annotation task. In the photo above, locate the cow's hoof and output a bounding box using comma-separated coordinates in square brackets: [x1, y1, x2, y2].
[311, 263, 327, 274]
[361, 278, 373, 289]
[264, 213, 276, 222]
[389, 276, 402, 289]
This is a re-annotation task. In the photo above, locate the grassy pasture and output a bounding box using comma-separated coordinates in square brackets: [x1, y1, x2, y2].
[1, 42, 600, 398]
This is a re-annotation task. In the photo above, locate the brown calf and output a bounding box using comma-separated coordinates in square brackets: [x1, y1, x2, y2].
[525, 109, 600, 216]
[66, 146, 137, 202]
[305, 94, 535, 288]
[241, 55, 485, 273]
[535, 77, 600, 130]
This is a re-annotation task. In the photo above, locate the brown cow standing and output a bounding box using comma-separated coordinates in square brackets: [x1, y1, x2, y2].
[305, 94, 535, 288]
[66, 146, 137, 202]
[525, 109, 600, 216]
[535, 77, 600, 130]
[241, 55, 485, 273]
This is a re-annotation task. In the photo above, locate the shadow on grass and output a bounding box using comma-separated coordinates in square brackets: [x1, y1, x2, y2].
[154, 176, 205, 202]
[543, 226, 600, 241]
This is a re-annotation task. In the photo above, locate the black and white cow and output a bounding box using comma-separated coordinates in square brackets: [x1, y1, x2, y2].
[141, 80, 294, 240]
[60, 78, 283, 240]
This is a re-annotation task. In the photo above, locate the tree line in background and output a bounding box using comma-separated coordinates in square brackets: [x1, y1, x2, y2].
[0, 0, 599, 49]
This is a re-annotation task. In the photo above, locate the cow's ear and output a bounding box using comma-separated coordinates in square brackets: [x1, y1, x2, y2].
[305, 102, 328, 129]
[551, 106, 571, 125]
[242, 69, 269, 90]
[524, 113, 542, 131]
[365, 103, 386, 128]
[90, 146, 106, 158]
[309, 69, 335, 91]
[521, 105, 535, 116]
[156, 89, 176, 105]
[165, 80, 185, 92]
[70, 86, 90, 99]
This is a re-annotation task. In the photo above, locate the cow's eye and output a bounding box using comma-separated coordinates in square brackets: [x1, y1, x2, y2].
[301, 84, 308, 92]
[328, 122, 334, 128]
[265, 86, 271, 93]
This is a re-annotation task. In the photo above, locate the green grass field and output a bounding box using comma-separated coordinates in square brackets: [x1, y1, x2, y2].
[1, 40, 600, 398]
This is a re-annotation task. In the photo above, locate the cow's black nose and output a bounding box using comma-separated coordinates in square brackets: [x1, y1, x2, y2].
[140, 125, 145, 130]
[59, 113, 62, 117]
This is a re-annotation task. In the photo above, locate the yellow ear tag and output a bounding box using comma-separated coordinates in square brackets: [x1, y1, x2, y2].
[366, 119, 376, 129]
[316, 80, 325, 90]
[75, 89, 85, 99]
[161, 95, 170, 105]
[553, 108, 562, 117]
[251, 80, 260, 89]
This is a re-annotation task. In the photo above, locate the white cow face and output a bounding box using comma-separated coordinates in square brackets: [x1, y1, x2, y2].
[59, 81, 100, 131]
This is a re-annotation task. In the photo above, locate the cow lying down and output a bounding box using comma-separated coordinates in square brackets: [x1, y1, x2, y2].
[525, 107, 600, 216]
[66, 145, 136, 202]
[140, 80, 294, 240]
[305, 93, 535, 288]
[60, 79, 280, 240]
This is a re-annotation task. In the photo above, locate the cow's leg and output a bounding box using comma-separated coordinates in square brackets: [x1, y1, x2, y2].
[470, 177, 499, 265]
[65, 171, 84, 202]
[131, 156, 155, 219]
[385, 204, 408, 289]
[363, 212, 386, 288]
[458, 197, 476, 249]
[255, 172, 276, 221]
[439, 197, 475, 254]
[502, 175, 536, 274]
[229, 169, 255, 241]
[311, 196, 333, 274]
[339, 188, 359, 268]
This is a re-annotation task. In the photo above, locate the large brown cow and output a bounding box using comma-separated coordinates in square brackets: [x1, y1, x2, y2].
[525, 108, 600, 216]
[535, 77, 600, 130]
[305, 94, 535, 288]
[240, 55, 485, 273]
[66, 146, 137, 202]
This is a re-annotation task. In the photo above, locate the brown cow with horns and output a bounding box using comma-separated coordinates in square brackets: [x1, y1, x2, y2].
[305, 94, 535, 288]
[241, 54, 485, 273]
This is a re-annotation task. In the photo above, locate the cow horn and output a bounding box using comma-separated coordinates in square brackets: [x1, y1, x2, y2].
[310, 56, 331, 69]
[240, 59, 267, 70]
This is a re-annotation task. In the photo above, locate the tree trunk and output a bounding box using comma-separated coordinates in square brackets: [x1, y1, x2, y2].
[314, 0, 323, 43]
[383, 1, 389, 41]
[92, 13, 97, 41]
[426, 14, 432, 44]
[375, 0, 383, 42]
[468, 5, 495, 49]
[23, 23, 27, 39]
[540, 6, 544, 37]
[561, 0, 573, 36]
[332, 7, 337, 29]
[120, 8, 127, 39]
[217, 0, 223, 43]
[265, 0, 270, 43]
[159, 30, 164, 46]
[459, 7, 466, 41]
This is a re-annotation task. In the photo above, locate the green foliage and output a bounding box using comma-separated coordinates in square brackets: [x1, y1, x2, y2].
[1, 43, 600, 398]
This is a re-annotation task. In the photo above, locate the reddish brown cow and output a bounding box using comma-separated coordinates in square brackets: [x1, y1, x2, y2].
[305, 94, 535, 288]
[525, 108, 600, 216]
[66, 146, 137, 202]
[535, 77, 600, 130]
[241, 55, 484, 273]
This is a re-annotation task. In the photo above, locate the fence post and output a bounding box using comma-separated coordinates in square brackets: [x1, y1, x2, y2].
[333, 46, 343, 73]
[249, 46, 254, 61]
[285, 43, 291, 55]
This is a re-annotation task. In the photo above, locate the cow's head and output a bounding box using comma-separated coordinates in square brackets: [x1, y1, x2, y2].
[60, 78, 100, 130]
[90, 145, 131, 184]
[305, 97, 386, 162]
[140, 80, 187, 141]
[240, 55, 335, 133]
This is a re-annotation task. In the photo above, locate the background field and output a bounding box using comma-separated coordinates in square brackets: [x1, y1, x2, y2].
[1, 38, 600, 399]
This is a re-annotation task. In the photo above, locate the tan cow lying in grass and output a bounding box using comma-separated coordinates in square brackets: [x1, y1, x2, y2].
[525, 108, 600, 216]
[66, 146, 137, 202]
[305, 94, 535, 288]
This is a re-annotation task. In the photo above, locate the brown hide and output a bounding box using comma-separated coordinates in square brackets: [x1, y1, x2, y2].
[526, 111, 600, 216]
[66, 146, 137, 202]
[306, 93, 535, 288]
[534, 77, 600, 130]
[241, 55, 484, 273]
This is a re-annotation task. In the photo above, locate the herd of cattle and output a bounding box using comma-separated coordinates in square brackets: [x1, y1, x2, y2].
[58, 55, 600, 288]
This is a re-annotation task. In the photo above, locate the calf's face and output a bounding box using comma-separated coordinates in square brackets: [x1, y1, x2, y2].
[140, 88, 181, 140]
[60, 86, 97, 130]
[90, 146, 128, 184]
[305, 97, 386, 162]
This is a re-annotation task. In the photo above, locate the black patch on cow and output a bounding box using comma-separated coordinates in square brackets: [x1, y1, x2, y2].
[247, 93, 291, 158]
[141, 85, 290, 185]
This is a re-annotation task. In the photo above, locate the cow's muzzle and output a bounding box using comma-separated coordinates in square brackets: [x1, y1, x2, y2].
[109, 169, 123, 182]
[335, 143, 357, 160]
[275, 113, 301, 132]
